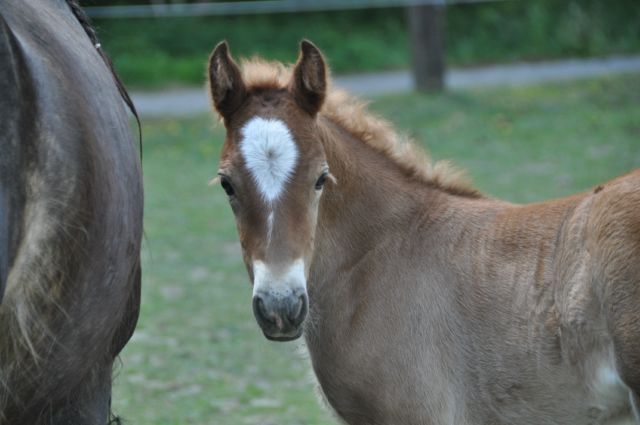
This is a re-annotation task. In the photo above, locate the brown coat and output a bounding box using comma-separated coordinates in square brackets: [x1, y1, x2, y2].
[209, 41, 640, 425]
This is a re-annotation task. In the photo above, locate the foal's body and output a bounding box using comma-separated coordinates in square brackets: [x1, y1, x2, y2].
[208, 41, 640, 425]
[307, 122, 639, 424]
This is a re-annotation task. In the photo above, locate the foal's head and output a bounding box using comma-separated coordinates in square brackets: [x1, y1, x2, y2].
[208, 41, 330, 341]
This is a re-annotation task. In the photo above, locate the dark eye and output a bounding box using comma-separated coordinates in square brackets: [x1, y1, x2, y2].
[315, 171, 328, 191]
[220, 176, 235, 197]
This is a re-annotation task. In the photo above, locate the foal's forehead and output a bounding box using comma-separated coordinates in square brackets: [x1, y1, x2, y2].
[237, 116, 299, 202]
[230, 89, 311, 139]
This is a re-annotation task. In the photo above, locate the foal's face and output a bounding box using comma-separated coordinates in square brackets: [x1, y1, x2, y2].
[209, 41, 329, 341]
[217, 103, 328, 341]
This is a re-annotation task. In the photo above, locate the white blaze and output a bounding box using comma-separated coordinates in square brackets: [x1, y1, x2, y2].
[266, 211, 274, 246]
[252, 259, 306, 298]
[239, 117, 298, 203]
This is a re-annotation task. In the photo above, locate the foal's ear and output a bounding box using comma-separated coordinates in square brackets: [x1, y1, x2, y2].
[290, 40, 327, 116]
[208, 41, 247, 122]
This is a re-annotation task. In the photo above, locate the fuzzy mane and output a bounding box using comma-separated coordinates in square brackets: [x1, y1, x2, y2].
[238, 57, 481, 198]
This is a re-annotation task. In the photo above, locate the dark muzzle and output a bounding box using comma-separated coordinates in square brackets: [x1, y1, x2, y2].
[252, 290, 308, 341]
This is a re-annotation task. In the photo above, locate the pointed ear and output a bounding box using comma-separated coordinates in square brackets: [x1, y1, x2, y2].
[289, 40, 327, 116]
[208, 41, 247, 122]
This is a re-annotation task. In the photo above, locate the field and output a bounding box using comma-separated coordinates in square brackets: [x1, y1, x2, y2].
[112, 73, 640, 424]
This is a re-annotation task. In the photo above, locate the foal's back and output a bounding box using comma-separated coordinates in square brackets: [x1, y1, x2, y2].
[314, 172, 640, 425]
[440, 169, 640, 424]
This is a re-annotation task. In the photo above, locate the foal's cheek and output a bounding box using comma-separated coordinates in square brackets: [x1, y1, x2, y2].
[237, 224, 252, 252]
[235, 230, 254, 284]
[229, 201, 240, 215]
[243, 256, 255, 284]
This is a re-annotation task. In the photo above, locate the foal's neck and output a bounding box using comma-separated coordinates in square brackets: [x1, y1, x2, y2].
[309, 116, 448, 291]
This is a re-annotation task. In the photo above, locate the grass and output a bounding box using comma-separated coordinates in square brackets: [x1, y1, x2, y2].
[112, 73, 640, 424]
[93, 0, 640, 88]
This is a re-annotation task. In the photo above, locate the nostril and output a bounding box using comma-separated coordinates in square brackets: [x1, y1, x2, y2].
[289, 294, 308, 327]
[253, 296, 275, 325]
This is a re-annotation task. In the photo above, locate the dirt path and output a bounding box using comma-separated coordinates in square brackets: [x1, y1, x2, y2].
[131, 55, 640, 117]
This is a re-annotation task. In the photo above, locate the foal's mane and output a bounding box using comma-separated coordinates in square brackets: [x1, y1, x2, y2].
[239, 58, 481, 198]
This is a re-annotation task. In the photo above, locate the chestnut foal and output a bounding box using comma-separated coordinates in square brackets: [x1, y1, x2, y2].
[208, 40, 640, 425]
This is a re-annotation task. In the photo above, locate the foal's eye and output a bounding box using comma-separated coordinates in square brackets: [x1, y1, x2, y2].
[220, 176, 235, 197]
[315, 171, 329, 191]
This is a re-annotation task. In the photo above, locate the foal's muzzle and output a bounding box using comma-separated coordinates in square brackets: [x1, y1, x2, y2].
[252, 290, 308, 341]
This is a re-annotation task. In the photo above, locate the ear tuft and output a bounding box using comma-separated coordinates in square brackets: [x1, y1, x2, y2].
[290, 39, 327, 116]
[208, 41, 246, 122]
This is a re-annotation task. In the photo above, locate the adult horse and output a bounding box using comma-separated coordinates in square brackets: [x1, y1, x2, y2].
[207, 40, 640, 424]
[0, 0, 143, 423]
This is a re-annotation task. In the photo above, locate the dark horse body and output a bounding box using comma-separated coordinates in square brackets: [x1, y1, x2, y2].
[0, 0, 143, 423]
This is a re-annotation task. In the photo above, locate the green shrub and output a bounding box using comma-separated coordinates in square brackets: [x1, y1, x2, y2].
[92, 0, 640, 88]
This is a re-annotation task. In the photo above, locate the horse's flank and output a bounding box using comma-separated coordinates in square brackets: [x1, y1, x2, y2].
[0, 0, 143, 423]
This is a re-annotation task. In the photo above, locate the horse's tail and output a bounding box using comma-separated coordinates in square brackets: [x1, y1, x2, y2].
[632, 392, 640, 422]
[64, 0, 142, 157]
[0, 13, 31, 306]
[0, 15, 13, 304]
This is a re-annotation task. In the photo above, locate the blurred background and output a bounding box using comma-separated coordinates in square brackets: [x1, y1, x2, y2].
[88, 0, 639, 88]
[81, 0, 640, 423]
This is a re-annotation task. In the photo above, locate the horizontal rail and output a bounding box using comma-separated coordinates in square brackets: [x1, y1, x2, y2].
[85, 0, 510, 19]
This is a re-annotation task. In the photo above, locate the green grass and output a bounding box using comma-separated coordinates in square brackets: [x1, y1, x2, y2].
[112, 73, 640, 424]
[93, 0, 640, 88]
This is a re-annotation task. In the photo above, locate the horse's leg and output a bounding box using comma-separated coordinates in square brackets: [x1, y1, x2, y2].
[631, 392, 640, 423]
[48, 365, 113, 425]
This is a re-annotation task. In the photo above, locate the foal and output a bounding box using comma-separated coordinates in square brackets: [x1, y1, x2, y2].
[208, 40, 640, 425]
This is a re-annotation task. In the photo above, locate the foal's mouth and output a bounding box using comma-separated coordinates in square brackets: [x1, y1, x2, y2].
[262, 328, 304, 342]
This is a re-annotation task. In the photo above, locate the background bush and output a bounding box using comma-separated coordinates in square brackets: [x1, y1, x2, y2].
[87, 0, 640, 88]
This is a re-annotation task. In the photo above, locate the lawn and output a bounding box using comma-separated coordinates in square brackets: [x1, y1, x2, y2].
[112, 73, 640, 424]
